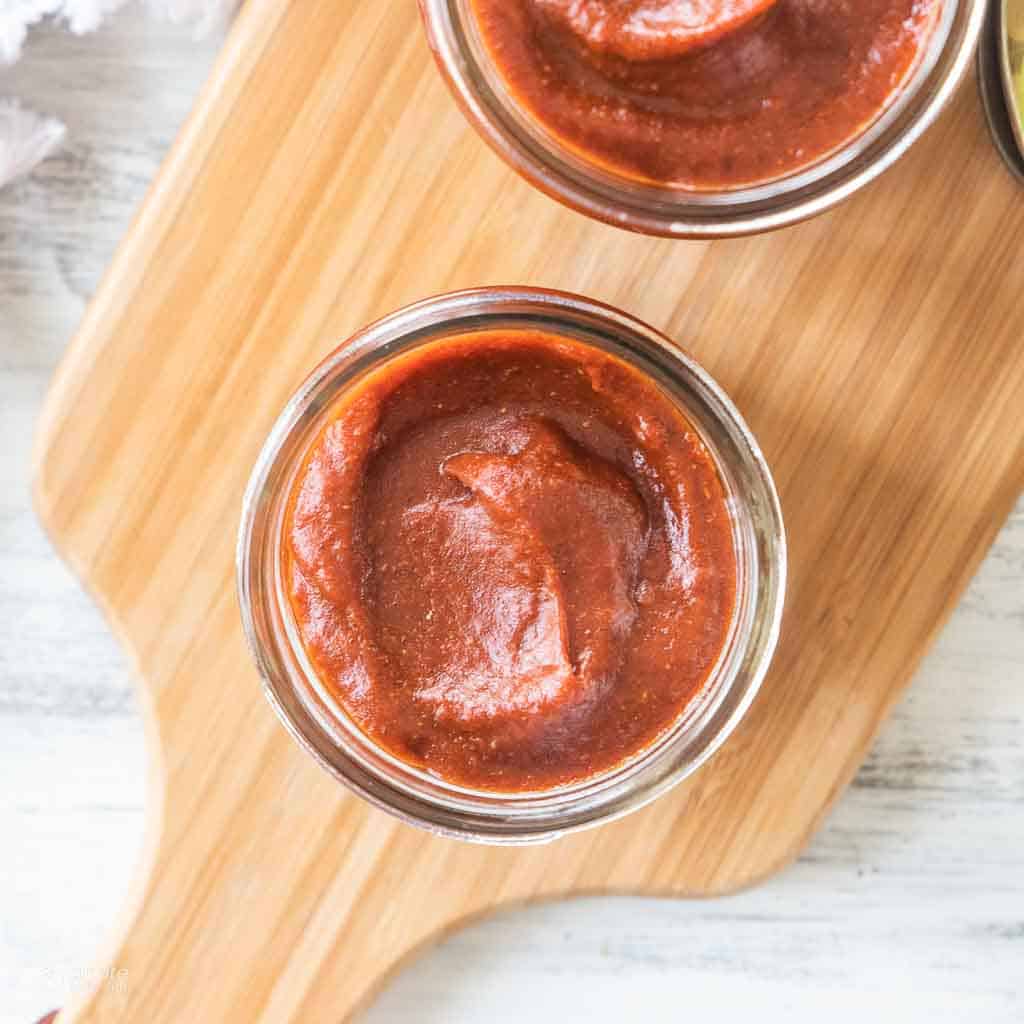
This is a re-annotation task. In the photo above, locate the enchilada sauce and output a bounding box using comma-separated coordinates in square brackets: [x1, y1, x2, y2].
[469, 0, 939, 188]
[285, 330, 736, 791]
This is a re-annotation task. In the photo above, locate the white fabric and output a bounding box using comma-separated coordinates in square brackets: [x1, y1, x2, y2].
[0, 100, 65, 188]
[0, 0, 237, 188]
[145, 0, 235, 37]
[1, 0, 131, 64]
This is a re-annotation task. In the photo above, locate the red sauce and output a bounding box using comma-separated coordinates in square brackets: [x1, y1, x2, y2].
[285, 330, 736, 791]
[469, 0, 940, 188]
[534, 0, 779, 60]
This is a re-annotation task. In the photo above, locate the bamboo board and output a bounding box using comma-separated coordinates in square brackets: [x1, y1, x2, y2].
[33, 1, 1024, 1020]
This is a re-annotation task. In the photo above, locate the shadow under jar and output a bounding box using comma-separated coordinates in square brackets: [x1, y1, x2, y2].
[238, 289, 786, 844]
[418, 0, 983, 237]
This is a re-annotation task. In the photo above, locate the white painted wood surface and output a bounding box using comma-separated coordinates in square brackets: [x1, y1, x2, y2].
[1, 9, 1021, 1022]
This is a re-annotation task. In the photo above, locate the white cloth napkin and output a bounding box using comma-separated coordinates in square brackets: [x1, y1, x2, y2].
[0, 99, 65, 185]
[0, 0, 238, 189]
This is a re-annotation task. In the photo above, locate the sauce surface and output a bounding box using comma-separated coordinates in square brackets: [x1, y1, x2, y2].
[470, 0, 939, 188]
[285, 330, 737, 791]
[535, 0, 779, 60]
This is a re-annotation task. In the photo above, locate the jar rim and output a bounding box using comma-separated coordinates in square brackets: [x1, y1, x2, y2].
[237, 288, 787, 843]
[418, 0, 982, 238]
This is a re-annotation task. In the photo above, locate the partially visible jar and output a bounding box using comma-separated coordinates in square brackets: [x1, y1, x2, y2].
[237, 288, 786, 844]
[418, 0, 981, 238]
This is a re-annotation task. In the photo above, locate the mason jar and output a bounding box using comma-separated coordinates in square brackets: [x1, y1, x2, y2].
[418, 0, 980, 238]
[237, 288, 786, 843]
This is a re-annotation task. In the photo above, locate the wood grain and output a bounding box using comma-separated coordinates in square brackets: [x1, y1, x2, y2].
[29, 1, 1024, 1020]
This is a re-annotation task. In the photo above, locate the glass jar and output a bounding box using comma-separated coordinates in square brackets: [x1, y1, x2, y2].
[237, 288, 786, 844]
[418, 0, 982, 238]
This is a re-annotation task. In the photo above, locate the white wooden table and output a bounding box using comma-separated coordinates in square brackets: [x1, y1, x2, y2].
[1, 10, 1021, 1022]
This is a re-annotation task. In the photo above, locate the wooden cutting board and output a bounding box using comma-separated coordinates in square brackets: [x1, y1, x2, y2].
[33, 1, 1024, 1020]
